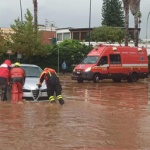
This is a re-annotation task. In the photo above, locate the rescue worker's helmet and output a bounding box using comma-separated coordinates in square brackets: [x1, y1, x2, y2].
[44, 68, 49, 71]
[14, 62, 20, 67]
[4, 59, 11, 66]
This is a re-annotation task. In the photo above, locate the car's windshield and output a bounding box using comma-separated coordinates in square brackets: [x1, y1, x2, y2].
[21, 66, 43, 77]
[81, 56, 99, 64]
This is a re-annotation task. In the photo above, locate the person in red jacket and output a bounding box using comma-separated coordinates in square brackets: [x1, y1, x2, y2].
[0, 59, 12, 101]
[37, 68, 65, 105]
[10, 62, 26, 104]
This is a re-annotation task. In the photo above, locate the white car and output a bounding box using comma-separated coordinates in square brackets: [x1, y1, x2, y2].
[20, 64, 48, 101]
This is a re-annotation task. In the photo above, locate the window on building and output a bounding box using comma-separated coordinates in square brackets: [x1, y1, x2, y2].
[63, 32, 70, 40]
[73, 32, 79, 40]
[81, 32, 88, 41]
[110, 54, 121, 64]
[57, 33, 62, 41]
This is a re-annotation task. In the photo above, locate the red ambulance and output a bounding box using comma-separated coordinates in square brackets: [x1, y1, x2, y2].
[71, 44, 149, 83]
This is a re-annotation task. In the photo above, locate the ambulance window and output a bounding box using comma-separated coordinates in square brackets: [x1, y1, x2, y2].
[110, 54, 121, 64]
[98, 56, 108, 65]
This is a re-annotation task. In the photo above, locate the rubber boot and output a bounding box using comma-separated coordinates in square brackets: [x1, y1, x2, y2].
[58, 98, 65, 105]
[2, 86, 7, 101]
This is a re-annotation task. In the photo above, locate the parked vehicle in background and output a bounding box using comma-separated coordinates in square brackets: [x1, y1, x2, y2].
[71, 44, 149, 83]
[18, 64, 48, 101]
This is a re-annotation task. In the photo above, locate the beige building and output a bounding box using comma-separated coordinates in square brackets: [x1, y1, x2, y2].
[1, 27, 14, 33]
[0, 27, 14, 40]
[0, 27, 56, 45]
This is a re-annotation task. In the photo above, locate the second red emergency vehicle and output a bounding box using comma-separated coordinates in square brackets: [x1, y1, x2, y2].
[71, 44, 149, 83]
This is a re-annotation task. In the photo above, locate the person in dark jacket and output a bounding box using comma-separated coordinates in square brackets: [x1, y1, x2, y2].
[37, 68, 65, 105]
[10, 62, 26, 104]
[0, 59, 12, 101]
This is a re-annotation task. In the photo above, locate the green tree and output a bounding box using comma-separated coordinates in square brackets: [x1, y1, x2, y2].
[0, 29, 4, 54]
[58, 39, 90, 65]
[102, 0, 124, 27]
[9, 9, 44, 63]
[91, 26, 125, 44]
[37, 40, 91, 71]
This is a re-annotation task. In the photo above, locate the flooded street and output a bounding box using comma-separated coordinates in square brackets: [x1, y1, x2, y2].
[0, 76, 150, 150]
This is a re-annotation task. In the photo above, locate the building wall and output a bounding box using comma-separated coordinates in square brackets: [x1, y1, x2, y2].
[0, 28, 14, 34]
[41, 31, 56, 44]
[0, 27, 56, 45]
[0, 28, 14, 39]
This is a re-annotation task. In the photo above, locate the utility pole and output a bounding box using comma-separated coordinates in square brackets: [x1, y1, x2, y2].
[20, 0, 23, 22]
[88, 0, 92, 49]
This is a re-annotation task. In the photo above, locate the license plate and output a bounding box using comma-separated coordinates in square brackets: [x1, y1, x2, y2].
[77, 71, 80, 74]
[41, 92, 47, 97]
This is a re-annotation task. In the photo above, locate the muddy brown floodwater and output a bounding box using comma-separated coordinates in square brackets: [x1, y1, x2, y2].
[0, 76, 150, 150]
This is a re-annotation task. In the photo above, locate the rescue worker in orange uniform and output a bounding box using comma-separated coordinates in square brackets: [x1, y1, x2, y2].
[0, 59, 12, 101]
[10, 62, 26, 104]
[37, 68, 65, 105]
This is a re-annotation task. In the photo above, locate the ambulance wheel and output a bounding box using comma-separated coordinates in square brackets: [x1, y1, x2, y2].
[77, 78, 83, 83]
[93, 74, 100, 83]
[127, 73, 138, 82]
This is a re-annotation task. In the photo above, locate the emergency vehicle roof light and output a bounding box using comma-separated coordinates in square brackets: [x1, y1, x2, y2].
[112, 47, 117, 51]
[95, 45, 98, 50]
[138, 48, 142, 51]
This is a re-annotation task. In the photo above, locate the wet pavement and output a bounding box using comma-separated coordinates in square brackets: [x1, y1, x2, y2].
[0, 76, 150, 150]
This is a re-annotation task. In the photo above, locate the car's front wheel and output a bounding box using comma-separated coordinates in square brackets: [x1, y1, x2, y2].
[93, 74, 101, 83]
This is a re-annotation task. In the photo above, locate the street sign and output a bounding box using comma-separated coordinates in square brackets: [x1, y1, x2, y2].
[17, 53, 22, 59]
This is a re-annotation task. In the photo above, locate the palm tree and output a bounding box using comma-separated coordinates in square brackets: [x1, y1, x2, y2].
[33, 0, 38, 35]
[130, 0, 141, 46]
[122, 0, 131, 46]
[137, 11, 142, 28]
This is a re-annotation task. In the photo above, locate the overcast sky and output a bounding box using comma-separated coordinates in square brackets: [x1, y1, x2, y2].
[0, 0, 149, 39]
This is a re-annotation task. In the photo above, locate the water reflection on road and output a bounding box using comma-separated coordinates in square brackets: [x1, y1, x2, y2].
[0, 77, 150, 150]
